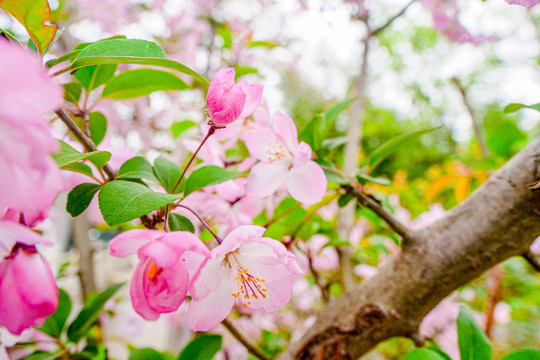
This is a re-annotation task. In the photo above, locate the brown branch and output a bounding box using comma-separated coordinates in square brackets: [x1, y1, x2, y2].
[55, 108, 116, 180]
[369, 0, 417, 37]
[281, 136, 540, 360]
[523, 250, 540, 272]
[342, 184, 414, 244]
[222, 319, 271, 360]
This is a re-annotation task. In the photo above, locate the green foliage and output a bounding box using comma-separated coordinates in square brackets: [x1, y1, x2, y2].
[177, 334, 222, 360]
[153, 157, 184, 194]
[501, 349, 540, 360]
[20, 352, 57, 360]
[457, 306, 492, 360]
[171, 120, 197, 138]
[168, 213, 195, 233]
[102, 69, 189, 99]
[503, 103, 540, 114]
[130, 348, 165, 360]
[67, 283, 124, 342]
[89, 112, 107, 146]
[63, 82, 83, 104]
[52, 140, 111, 168]
[98, 180, 181, 226]
[183, 165, 241, 196]
[37, 289, 72, 338]
[482, 104, 527, 158]
[118, 156, 159, 182]
[258, 330, 287, 358]
[404, 348, 449, 360]
[62, 162, 95, 178]
[66, 183, 101, 217]
[75, 64, 117, 91]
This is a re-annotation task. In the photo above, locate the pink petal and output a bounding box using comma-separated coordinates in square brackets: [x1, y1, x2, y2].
[189, 257, 224, 300]
[109, 229, 162, 257]
[246, 162, 289, 198]
[243, 128, 288, 163]
[286, 160, 327, 205]
[272, 112, 298, 151]
[130, 259, 160, 320]
[293, 142, 312, 168]
[237, 81, 263, 119]
[0, 221, 52, 258]
[505, 0, 539, 5]
[186, 267, 236, 332]
[144, 258, 189, 314]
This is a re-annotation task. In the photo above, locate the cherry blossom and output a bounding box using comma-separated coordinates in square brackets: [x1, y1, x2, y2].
[186, 225, 301, 331]
[0, 41, 63, 225]
[109, 230, 209, 320]
[206, 68, 263, 126]
[505, 0, 539, 5]
[244, 111, 327, 205]
[0, 220, 58, 335]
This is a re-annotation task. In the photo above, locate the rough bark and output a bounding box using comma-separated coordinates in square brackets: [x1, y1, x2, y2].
[281, 136, 540, 360]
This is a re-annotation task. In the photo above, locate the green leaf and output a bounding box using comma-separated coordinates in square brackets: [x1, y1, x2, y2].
[177, 334, 222, 360]
[171, 120, 197, 138]
[87, 151, 112, 169]
[404, 348, 448, 360]
[52, 140, 111, 168]
[322, 136, 348, 149]
[89, 112, 107, 146]
[154, 157, 183, 193]
[55, 39, 209, 87]
[357, 173, 391, 186]
[216, 23, 232, 49]
[37, 289, 71, 338]
[184, 166, 241, 196]
[338, 193, 354, 207]
[67, 283, 124, 342]
[323, 239, 350, 248]
[129, 348, 164, 360]
[457, 306, 492, 360]
[503, 103, 540, 114]
[248, 40, 280, 49]
[102, 69, 189, 100]
[75, 64, 117, 91]
[501, 349, 540, 360]
[299, 115, 325, 151]
[234, 65, 259, 79]
[66, 183, 101, 217]
[19, 352, 57, 360]
[0, 0, 57, 54]
[324, 170, 349, 185]
[169, 213, 195, 233]
[63, 82, 83, 104]
[98, 180, 181, 226]
[62, 162, 95, 178]
[369, 127, 439, 171]
[324, 97, 356, 128]
[118, 157, 158, 182]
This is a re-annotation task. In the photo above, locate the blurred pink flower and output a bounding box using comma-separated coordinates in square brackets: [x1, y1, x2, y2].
[0, 41, 63, 225]
[505, 0, 539, 5]
[206, 68, 263, 126]
[0, 221, 58, 335]
[186, 225, 301, 331]
[244, 112, 327, 205]
[109, 230, 209, 320]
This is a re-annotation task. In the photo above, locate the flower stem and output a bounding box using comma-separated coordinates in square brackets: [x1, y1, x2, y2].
[222, 319, 271, 360]
[176, 204, 223, 244]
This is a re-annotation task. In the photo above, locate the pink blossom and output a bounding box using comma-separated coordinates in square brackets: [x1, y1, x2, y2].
[206, 68, 263, 126]
[186, 225, 301, 331]
[0, 221, 58, 335]
[109, 230, 209, 320]
[506, 0, 539, 5]
[0, 41, 63, 225]
[244, 112, 327, 205]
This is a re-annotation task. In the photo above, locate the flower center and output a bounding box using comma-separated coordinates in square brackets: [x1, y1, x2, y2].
[265, 140, 288, 163]
[225, 252, 268, 309]
[147, 263, 163, 281]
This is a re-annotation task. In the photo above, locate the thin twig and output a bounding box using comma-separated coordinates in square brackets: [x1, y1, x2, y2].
[369, 0, 417, 37]
[55, 108, 116, 180]
[342, 184, 413, 243]
[523, 250, 540, 272]
[176, 204, 223, 244]
[307, 250, 330, 303]
[264, 203, 303, 228]
[222, 319, 271, 360]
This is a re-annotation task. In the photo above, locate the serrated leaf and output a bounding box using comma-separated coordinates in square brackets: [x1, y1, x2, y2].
[98, 180, 181, 226]
[501, 349, 540, 360]
[62, 162, 95, 178]
[369, 127, 439, 171]
[37, 289, 71, 339]
[66, 183, 101, 217]
[154, 157, 183, 193]
[75, 64, 117, 91]
[102, 69, 189, 100]
[89, 112, 107, 146]
[67, 283, 124, 342]
[503, 103, 540, 114]
[129, 348, 164, 360]
[457, 306, 492, 360]
[0, 0, 57, 54]
[177, 334, 222, 360]
[404, 348, 448, 360]
[118, 157, 158, 182]
[55, 39, 209, 87]
[169, 213, 195, 233]
[63, 82, 83, 104]
[184, 166, 240, 196]
[52, 140, 110, 168]
[171, 120, 197, 138]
